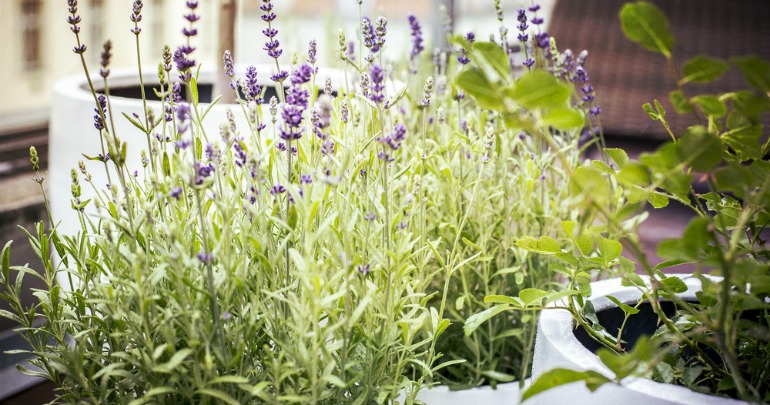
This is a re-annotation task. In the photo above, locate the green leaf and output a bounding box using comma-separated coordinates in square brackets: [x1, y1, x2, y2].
[522, 368, 612, 401]
[676, 126, 723, 172]
[197, 388, 240, 405]
[733, 56, 770, 91]
[464, 304, 510, 336]
[541, 107, 585, 131]
[562, 221, 594, 256]
[669, 90, 694, 114]
[481, 370, 516, 383]
[519, 288, 549, 306]
[681, 56, 729, 84]
[190, 77, 200, 106]
[570, 166, 611, 207]
[484, 295, 522, 306]
[620, 1, 674, 57]
[515, 235, 561, 254]
[722, 125, 762, 160]
[604, 148, 629, 168]
[596, 236, 622, 265]
[471, 41, 511, 81]
[152, 349, 192, 373]
[616, 162, 650, 187]
[647, 193, 669, 209]
[692, 95, 727, 118]
[605, 295, 640, 317]
[660, 276, 688, 293]
[121, 112, 147, 132]
[511, 70, 570, 110]
[455, 67, 505, 110]
[1, 241, 10, 284]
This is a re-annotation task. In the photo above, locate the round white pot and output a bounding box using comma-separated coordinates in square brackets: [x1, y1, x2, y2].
[414, 381, 528, 405]
[530, 275, 744, 405]
[50, 65, 349, 238]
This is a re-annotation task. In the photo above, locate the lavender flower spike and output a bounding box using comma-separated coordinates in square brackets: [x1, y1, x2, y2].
[408, 14, 424, 60]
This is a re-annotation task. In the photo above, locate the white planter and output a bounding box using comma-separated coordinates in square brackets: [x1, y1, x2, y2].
[415, 381, 528, 404]
[530, 276, 744, 405]
[50, 65, 348, 236]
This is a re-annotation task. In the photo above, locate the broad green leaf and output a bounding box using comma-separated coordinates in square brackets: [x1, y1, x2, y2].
[464, 304, 510, 336]
[541, 107, 585, 131]
[733, 56, 770, 91]
[570, 166, 611, 207]
[616, 162, 650, 187]
[455, 67, 505, 110]
[596, 236, 622, 265]
[660, 276, 688, 293]
[692, 95, 727, 118]
[515, 235, 561, 254]
[562, 221, 594, 256]
[647, 193, 669, 208]
[681, 56, 729, 84]
[519, 288, 549, 306]
[620, 1, 674, 57]
[471, 41, 511, 81]
[592, 160, 615, 174]
[511, 70, 570, 110]
[484, 295, 522, 306]
[669, 90, 693, 114]
[722, 125, 762, 160]
[676, 126, 723, 172]
[604, 148, 629, 168]
[190, 77, 200, 106]
[522, 368, 612, 401]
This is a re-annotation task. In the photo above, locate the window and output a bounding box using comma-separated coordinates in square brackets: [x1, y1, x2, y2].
[20, 0, 41, 70]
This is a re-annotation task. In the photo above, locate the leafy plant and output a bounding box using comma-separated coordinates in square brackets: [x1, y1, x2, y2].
[475, 1, 770, 403]
[0, 1, 601, 403]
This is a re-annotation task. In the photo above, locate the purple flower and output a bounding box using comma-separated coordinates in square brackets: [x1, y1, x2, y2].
[377, 123, 407, 152]
[291, 63, 313, 85]
[260, 0, 276, 22]
[233, 138, 247, 167]
[535, 32, 550, 48]
[175, 102, 191, 134]
[346, 41, 356, 62]
[357, 264, 371, 275]
[308, 40, 317, 64]
[531, 17, 544, 25]
[375, 16, 387, 48]
[245, 66, 263, 104]
[169, 186, 183, 199]
[369, 64, 385, 104]
[407, 14, 424, 60]
[99, 40, 112, 78]
[93, 94, 107, 130]
[194, 161, 214, 185]
[264, 39, 282, 59]
[528, 4, 541, 12]
[270, 70, 288, 83]
[361, 17, 379, 53]
[523, 58, 535, 67]
[197, 251, 214, 264]
[364, 212, 376, 222]
[270, 184, 286, 195]
[130, 0, 143, 24]
[173, 46, 196, 79]
[300, 174, 313, 184]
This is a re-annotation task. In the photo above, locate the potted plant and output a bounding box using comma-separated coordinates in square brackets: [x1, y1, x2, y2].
[1, 1, 598, 403]
[471, 2, 769, 404]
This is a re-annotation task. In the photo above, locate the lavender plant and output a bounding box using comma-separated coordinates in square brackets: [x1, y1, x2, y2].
[0, 0, 599, 403]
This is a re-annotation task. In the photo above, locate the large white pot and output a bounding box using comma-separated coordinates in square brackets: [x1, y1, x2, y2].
[530, 276, 743, 405]
[49, 65, 349, 238]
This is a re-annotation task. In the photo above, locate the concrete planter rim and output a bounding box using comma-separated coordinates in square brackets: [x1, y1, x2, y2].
[534, 275, 745, 405]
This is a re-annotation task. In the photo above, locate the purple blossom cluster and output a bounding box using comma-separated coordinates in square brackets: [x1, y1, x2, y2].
[458, 32, 475, 65]
[376, 123, 407, 161]
[175, 102, 191, 135]
[362, 16, 387, 54]
[194, 160, 214, 186]
[408, 14, 424, 61]
[369, 64, 385, 104]
[67, 0, 86, 53]
[223, 50, 236, 89]
[261, 0, 282, 60]
[93, 94, 107, 130]
[279, 64, 312, 141]
[245, 66, 263, 104]
[174, 1, 199, 81]
[130, 0, 143, 34]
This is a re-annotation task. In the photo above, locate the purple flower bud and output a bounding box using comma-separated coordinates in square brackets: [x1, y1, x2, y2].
[364, 212, 376, 222]
[408, 14, 424, 60]
[169, 186, 183, 199]
[357, 263, 371, 275]
[197, 251, 213, 264]
[307, 40, 317, 64]
[270, 70, 288, 82]
[270, 184, 286, 195]
[245, 66, 263, 104]
[300, 174, 313, 184]
[528, 4, 541, 12]
[368, 64, 385, 104]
